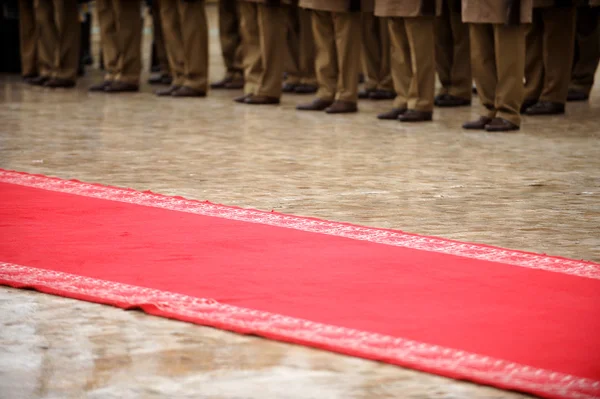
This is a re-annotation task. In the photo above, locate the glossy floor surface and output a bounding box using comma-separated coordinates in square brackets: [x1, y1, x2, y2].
[1, 6, 599, 399]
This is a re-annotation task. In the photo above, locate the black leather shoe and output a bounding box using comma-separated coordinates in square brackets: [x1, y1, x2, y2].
[434, 94, 471, 107]
[27, 76, 50, 86]
[234, 94, 252, 103]
[148, 74, 171, 85]
[523, 101, 565, 116]
[294, 84, 318, 94]
[44, 78, 76, 88]
[368, 90, 396, 100]
[462, 116, 493, 130]
[244, 95, 280, 105]
[171, 86, 206, 97]
[282, 82, 298, 93]
[377, 108, 406, 120]
[296, 98, 334, 111]
[520, 98, 537, 114]
[155, 85, 181, 96]
[484, 118, 520, 132]
[358, 89, 374, 99]
[325, 101, 358, 114]
[89, 81, 111, 92]
[566, 89, 589, 102]
[398, 109, 432, 122]
[105, 81, 139, 93]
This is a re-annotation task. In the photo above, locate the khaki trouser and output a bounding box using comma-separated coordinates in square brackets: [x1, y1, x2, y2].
[570, 7, 600, 95]
[361, 13, 393, 92]
[435, 0, 471, 100]
[524, 7, 576, 104]
[19, 0, 39, 77]
[160, 0, 208, 91]
[96, 0, 142, 84]
[219, 0, 244, 79]
[152, 0, 170, 75]
[470, 23, 525, 126]
[312, 10, 361, 102]
[239, 2, 285, 98]
[388, 16, 436, 112]
[284, 6, 317, 86]
[34, 0, 80, 81]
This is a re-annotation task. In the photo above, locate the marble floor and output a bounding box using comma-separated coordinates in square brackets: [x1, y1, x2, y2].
[1, 6, 600, 399]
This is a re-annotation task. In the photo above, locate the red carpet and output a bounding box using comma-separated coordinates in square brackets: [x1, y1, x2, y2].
[1, 170, 599, 399]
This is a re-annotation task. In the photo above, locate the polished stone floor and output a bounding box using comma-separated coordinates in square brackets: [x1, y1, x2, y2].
[1, 6, 599, 399]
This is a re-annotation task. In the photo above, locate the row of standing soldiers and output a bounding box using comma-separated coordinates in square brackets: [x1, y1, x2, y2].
[18, 0, 600, 132]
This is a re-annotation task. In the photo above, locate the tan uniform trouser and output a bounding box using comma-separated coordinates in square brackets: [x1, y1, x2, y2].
[470, 23, 525, 126]
[525, 7, 576, 103]
[434, 0, 471, 100]
[96, 0, 142, 84]
[239, 2, 285, 98]
[19, 0, 39, 77]
[160, 0, 208, 91]
[388, 16, 436, 112]
[284, 6, 317, 86]
[361, 13, 393, 92]
[570, 7, 600, 95]
[152, 0, 170, 76]
[312, 10, 361, 102]
[34, 0, 80, 81]
[219, 0, 244, 78]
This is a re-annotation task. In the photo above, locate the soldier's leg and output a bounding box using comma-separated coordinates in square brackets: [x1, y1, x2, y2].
[361, 12, 380, 93]
[468, 23, 497, 120]
[537, 7, 576, 105]
[238, 1, 260, 96]
[569, 7, 599, 98]
[524, 9, 544, 104]
[405, 16, 436, 112]
[178, 0, 208, 93]
[152, 0, 170, 77]
[114, 0, 142, 85]
[332, 11, 361, 103]
[435, 0, 453, 96]
[283, 4, 302, 87]
[33, 0, 58, 78]
[378, 16, 393, 92]
[253, 3, 285, 99]
[160, 0, 185, 88]
[312, 11, 337, 102]
[387, 16, 411, 111]
[95, 0, 119, 82]
[493, 23, 526, 126]
[298, 8, 317, 87]
[447, 0, 471, 100]
[53, 0, 80, 81]
[19, 0, 38, 77]
[219, 0, 243, 78]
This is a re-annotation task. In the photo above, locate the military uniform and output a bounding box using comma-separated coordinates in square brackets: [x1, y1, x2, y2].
[212, 0, 244, 88]
[434, 0, 471, 106]
[19, 0, 39, 79]
[283, 3, 318, 94]
[236, 0, 286, 104]
[32, 0, 80, 87]
[90, 0, 142, 92]
[156, 0, 208, 97]
[462, 0, 533, 131]
[149, 0, 172, 84]
[296, 0, 372, 113]
[523, 0, 577, 115]
[569, 0, 600, 100]
[360, 12, 394, 99]
[375, 0, 441, 122]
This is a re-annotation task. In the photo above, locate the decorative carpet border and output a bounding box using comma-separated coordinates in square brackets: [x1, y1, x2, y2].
[1, 262, 599, 399]
[1, 169, 599, 280]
